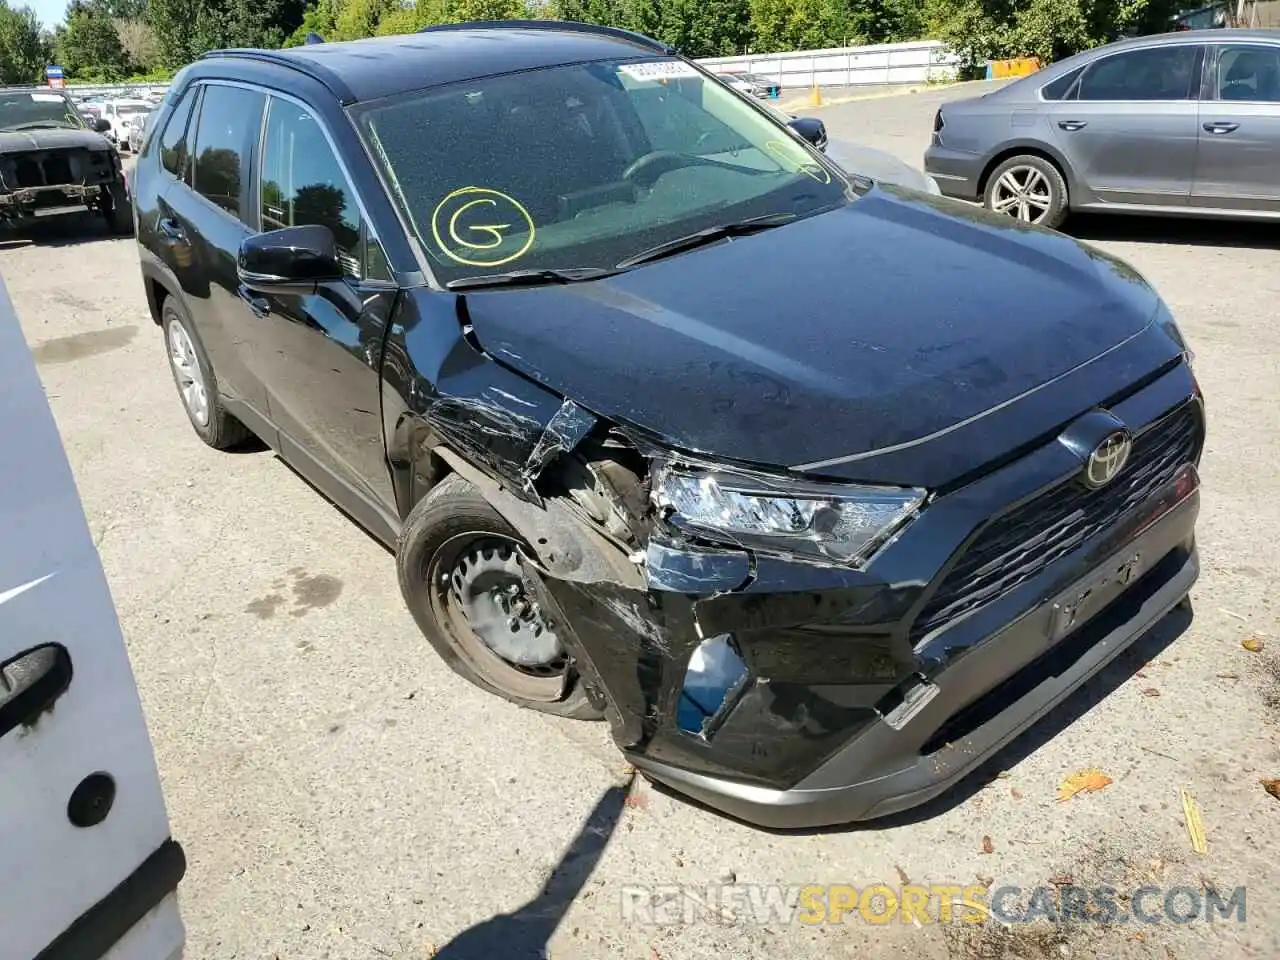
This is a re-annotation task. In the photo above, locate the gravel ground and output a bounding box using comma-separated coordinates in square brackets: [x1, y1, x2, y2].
[5, 86, 1279, 960]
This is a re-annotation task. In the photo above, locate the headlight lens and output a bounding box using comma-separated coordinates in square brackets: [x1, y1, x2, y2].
[652, 462, 925, 566]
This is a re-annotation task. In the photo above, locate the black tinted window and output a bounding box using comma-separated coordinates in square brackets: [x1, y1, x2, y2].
[191, 85, 265, 221]
[1041, 67, 1084, 101]
[1217, 45, 1280, 102]
[1078, 46, 1201, 101]
[260, 98, 363, 276]
[159, 86, 196, 178]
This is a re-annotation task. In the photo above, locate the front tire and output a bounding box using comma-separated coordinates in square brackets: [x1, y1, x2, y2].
[103, 182, 133, 236]
[161, 296, 250, 450]
[396, 474, 603, 720]
[983, 154, 1069, 229]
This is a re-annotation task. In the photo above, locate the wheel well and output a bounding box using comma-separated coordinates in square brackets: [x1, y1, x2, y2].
[978, 147, 1069, 198]
[145, 278, 168, 326]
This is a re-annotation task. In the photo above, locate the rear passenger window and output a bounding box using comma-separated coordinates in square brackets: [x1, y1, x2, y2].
[158, 86, 197, 179]
[1077, 46, 1201, 102]
[1041, 67, 1084, 101]
[191, 84, 265, 221]
[259, 97, 364, 277]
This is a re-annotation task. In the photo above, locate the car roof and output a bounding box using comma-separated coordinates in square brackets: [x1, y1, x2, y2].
[203, 22, 674, 104]
[1098, 26, 1280, 50]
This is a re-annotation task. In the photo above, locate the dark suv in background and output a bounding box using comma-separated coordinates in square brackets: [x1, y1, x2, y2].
[132, 22, 1204, 829]
[0, 86, 131, 234]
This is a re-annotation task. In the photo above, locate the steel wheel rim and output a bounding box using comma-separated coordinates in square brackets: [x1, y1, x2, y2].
[429, 532, 570, 702]
[166, 318, 209, 427]
[990, 165, 1054, 224]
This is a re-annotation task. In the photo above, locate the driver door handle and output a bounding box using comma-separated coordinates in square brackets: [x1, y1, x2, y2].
[157, 217, 186, 242]
[1057, 120, 1088, 132]
[0, 644, 72, 741]
[237, 284, 270, 318]
[1203, 121, 1239, 135]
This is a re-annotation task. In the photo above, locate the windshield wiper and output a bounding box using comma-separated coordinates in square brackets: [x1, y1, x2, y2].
[445, 267, 615, 291]
[615, 213, 797, 270]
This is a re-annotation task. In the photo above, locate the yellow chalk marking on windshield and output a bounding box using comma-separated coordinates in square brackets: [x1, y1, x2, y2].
[448, 199, 509, 250]
[431, 186, 535, 267]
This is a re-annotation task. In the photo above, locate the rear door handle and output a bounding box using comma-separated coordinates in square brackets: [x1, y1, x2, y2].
[237, 284, 270, 318]
[1203, 121, 1240, 135]
[157, 217, 186, 242]
[1057, 120, 1088, 132]
[0, 644, 72, 741]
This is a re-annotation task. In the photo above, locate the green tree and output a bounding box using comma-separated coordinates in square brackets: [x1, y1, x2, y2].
[924, 0, 1181, 67]
[331, 0, 394, 39]
[285, 0, 339, 44]
[0, 2, 47, 84]
[57, 0, 130, 80]
[850, 0, 925, 42]
[448, 0, 527, 20]
[113, 16, 160, 68]
[748, 0, 848, 52]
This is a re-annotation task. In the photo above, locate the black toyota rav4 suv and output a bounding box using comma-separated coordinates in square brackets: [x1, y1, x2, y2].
[133, 22, 1204, 828]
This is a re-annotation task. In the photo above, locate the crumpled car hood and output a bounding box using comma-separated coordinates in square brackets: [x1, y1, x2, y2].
[463, 185, 1171, 488]
[0, 128, 112, 155]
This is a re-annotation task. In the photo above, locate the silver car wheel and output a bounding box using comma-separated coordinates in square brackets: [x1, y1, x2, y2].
[990, 165, 1053, 224]
[166, 318, 209, 427]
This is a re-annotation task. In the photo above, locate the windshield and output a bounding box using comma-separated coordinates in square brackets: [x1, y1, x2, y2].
[0, 91, 85, 131]
[352, 57, 852, 284]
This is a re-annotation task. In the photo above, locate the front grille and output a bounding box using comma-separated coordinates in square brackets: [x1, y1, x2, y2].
[8, 151, 81, 188]
[912, 401, 1202, 640]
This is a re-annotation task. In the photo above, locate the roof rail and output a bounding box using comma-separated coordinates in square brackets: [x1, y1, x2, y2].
[200, 48, 358, 104]
[417, 19, 674, 55]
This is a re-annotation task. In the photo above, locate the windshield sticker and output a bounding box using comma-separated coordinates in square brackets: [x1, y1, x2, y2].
[430, 186, 535, 267]
[765, 140, 833, 185]
[619, 60, 701, 83]
[30, 93, 64, 102]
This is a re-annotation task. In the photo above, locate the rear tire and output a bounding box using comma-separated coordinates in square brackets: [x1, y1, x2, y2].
[397, 474, 603, 721]
[161, 296, 250, 450]
[983, 154, 1069, 229]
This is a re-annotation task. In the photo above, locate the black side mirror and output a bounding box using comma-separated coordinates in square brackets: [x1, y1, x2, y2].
[787, 116, 828, 152]
[93, 117, 111, 134]
[238, 225, 343, 291]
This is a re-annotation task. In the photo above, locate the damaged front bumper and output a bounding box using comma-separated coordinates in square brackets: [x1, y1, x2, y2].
[0, 183, 104, 219]
[527, 368, 1203, 829]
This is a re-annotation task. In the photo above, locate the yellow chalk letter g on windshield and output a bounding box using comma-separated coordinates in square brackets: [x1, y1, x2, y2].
[431, 186, 536, 267]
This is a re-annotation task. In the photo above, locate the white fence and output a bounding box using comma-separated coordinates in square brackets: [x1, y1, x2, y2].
[61, 83, 170, 101]
[61, 39, 960, 101]
[701, 40, 960, 88]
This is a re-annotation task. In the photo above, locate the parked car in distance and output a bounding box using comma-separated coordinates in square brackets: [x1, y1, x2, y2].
[0, 87, 132, 233]
[128, 108, 154, 153]
[101, 97, 151, 148]
[720, 70, 782, 98]
[925, 29, 1280, 228]
[135, 22, 1203, 829]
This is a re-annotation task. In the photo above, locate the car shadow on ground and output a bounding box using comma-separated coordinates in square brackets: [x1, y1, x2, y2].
[1067, 214, 1279, 250]
[648, 601, 1193, 835]
[0, 214, 122, 248]
[432, 779, 631, 960]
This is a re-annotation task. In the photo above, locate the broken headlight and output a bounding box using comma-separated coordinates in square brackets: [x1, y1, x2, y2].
[652, 462, 925, 566]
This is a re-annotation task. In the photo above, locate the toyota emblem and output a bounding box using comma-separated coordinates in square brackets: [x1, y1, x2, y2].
[1083, 430, 1132, 489]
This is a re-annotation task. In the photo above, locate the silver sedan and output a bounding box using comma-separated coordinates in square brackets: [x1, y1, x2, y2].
[924, 28, 1280, 228]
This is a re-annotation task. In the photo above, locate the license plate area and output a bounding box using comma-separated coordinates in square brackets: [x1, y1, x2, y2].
[1049, 551, 1145, 643]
